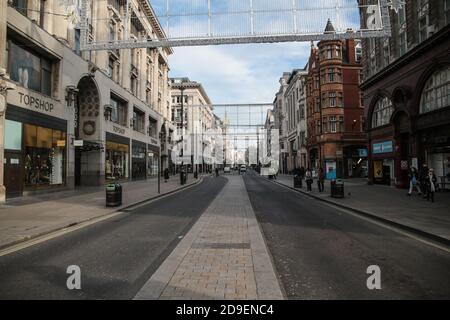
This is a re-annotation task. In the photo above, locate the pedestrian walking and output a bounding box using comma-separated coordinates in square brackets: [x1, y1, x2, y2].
[407, 167, 421, 196]
[426, 168, 437, 202]
[299, 166, 305, 188]
[317, 167, 325, 192]
[215, 168, 219, 177]
[164, 168, 170, 182]
[305, 168, 313, 191]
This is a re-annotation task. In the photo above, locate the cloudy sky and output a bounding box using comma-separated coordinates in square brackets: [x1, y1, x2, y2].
[169, 42, 310, 104]
[150, 0, 363, 104]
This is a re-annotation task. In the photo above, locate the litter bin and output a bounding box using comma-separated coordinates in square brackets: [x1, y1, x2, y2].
[180, 171, 187, 185]
[331, 179, 344, 198]
[106, 182, 122, 207]
[294, 175, 302, 188]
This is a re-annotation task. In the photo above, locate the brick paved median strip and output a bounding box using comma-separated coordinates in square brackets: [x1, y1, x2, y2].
[134, 176, 285, 300]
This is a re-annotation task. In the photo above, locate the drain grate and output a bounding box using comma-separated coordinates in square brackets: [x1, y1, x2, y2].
[192, 242, 251, 249]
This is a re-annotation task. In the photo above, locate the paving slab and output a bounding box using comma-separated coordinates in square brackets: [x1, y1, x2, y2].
[134, 175, 284, 300]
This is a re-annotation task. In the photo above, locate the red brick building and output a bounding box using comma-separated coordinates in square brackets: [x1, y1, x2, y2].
[306, 21, 367, 179]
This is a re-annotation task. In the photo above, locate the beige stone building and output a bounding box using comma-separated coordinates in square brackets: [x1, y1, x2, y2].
[0, 0, 173, 201]
[170, 77, 214, 173]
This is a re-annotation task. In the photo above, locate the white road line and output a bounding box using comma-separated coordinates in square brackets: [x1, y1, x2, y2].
[0, 178, 205, 258]
[267, 178, 450, 254]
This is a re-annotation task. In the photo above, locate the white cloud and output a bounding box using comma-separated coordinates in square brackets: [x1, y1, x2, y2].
[169, 42, 310, 104]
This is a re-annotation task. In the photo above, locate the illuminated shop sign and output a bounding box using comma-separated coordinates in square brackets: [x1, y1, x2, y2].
[372, 141, 393, 154]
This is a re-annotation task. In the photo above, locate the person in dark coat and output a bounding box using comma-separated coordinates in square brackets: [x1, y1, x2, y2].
[164, 168, 170, 182]
[407, 167, 421, 196]
[317, 167, 325, 192]
[298, 166, 305, 188]
[305, 168, 313, 191]
[425, 168, 438, 202]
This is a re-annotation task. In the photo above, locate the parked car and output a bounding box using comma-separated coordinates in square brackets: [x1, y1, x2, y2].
[224, 166, 231, 173]
[240, 165, 247, 173]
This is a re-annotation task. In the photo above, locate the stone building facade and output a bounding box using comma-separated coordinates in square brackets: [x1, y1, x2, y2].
[360, 0, 450, 187]
[170, 77, 214, 173]
[1, 0, 173, 200]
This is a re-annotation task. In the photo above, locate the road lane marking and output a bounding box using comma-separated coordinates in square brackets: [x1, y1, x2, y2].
[0, 178, 207, 258]
[0, 212, 125, 257]
[263, 177, 450, 253]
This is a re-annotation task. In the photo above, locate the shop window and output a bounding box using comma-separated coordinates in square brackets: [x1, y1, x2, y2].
[371, 96, 394, 128]
[420, 66, 450, 114]
[5, 120, 22, 150]
[147, 153, 159, 177]
[23, 124, 66, 188]
[7, 41, 53, 96]
[105, 141, 129, 180]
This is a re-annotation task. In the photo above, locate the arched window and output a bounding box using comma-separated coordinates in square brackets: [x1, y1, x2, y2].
[420, 66, 450, 114]
[371, 96, 393, 128]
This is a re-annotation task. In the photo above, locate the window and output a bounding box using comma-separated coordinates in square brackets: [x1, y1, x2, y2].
[420, 67, 450, 114]
[372, 96, 394, 128]
[75, 29, 81, 56]
[131, 75, 138, 96]
[329, 116, 337, 133]
[108, 57, 115, 78]
[329, 92, 337, 107]
[419, 16, 427, 43]
[398, 6, 406, 25]
[8, 41, 53, 96]
[446, 0, 450, 24]
[148, 117, 158, 138]
[399, 32, 407, 56]
[328, 68, 335, 82]
[23, 124, 66, 187]
[322, 117, 328, 133]
[110, 95, 128, 126]
[132, 107, 145, 133]
[12, 0, 27, 15]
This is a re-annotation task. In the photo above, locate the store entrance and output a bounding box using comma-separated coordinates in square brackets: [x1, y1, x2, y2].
[4, 151, 23, 198]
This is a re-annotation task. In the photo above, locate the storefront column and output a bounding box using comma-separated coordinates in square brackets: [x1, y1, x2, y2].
[0, 1, 16, 202]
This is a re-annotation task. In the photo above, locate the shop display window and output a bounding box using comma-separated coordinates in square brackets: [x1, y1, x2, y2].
[23, 124, 66, 188]
[105, 141, 129, 180]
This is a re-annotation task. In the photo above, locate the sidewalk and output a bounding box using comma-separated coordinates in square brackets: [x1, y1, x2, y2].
[135, 175, 284, 300]
[0, 174, 203, 250]
[272, 174, 450, 243]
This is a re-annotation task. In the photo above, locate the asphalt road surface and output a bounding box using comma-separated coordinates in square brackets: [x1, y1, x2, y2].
[0, 176, 227, 299]
[243, 174, 450, 299]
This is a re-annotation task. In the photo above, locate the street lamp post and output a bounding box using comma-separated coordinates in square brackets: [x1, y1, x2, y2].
[179, 85, 185, 184]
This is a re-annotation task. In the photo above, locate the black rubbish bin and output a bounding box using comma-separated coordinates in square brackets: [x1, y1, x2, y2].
[294, 175, 302, 188]
[180, 171, 187, 185]
[106, 182, 122, 207]
[331, 179, 344, 198]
